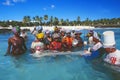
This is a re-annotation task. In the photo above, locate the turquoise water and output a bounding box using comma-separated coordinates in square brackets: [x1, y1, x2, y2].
[0, 28, 120, 80]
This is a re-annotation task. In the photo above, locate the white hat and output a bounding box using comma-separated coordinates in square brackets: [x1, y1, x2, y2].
[75, 30, 82, 34]
[103, 31, 116, 48]
[52, 33, 60, 38]
[36, 26, 43, 31]
[45, 30, 50, 34]
[66, 30, 71, 33]
[60, 28, 65, 32]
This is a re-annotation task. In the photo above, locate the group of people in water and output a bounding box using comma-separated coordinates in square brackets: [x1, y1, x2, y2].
[5, 26, 120, 66]
[31, 26, 83, 53]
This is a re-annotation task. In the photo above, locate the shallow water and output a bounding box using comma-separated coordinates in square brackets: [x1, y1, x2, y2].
[0, 28, 120, 80]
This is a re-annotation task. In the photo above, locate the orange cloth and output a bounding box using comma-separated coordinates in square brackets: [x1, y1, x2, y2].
[62, 37, 73, 46]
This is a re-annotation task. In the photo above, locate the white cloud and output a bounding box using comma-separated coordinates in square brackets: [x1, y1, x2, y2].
[43, 8, 47, 11]
[51, 5, 55, 8]
[43, 4, 55, 11]
[2, 0, 14, 6]
[13, 0, 26, 3]
[2, 0, 26, 6]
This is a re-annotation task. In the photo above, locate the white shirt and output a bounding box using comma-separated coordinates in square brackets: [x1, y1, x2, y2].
[20, 32, 27, 38]
[31, 41, 44, 54]
[93, 31, 100, 40]
[92, 42, 103, 51]
[88, 36, 94, 47]
[104, 49, 120, 65]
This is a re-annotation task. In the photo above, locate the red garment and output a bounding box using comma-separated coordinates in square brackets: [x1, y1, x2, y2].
[50, 41, 62, 50]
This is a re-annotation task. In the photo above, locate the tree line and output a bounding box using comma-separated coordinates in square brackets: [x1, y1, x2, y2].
[0, 15, 120, 28]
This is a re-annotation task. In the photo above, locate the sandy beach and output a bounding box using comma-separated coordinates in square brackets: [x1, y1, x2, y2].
[0, 26, 95, 31]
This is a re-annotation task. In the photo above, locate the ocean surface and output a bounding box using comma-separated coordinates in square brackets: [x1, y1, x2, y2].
[0, 28, 120, 80]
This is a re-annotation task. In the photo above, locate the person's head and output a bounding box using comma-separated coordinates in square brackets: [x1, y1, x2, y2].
[52, 33, 60, 41]
[54, 37, 59, 41]
[103, 31, 116, 53]
[34, 27, 36, 30]
[75, 31, 82, 37]
[12, 26, 20, 36]
[61, 31, 65, 36]
[72, 30, 75, 33]
[66, 30, 71, 37]
[21, 29, 25, 33]
[86, 30, 94, 37]
[54, 26, 60, 32]
[36, 26, 43, 33]
[60, 29, 65, 36]
[105, 47, 116, 53]
[36, 33, 44, 41]
[45, 30, 51, 37]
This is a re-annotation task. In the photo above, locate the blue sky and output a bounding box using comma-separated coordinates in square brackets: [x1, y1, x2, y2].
[0, 0, 120, 21]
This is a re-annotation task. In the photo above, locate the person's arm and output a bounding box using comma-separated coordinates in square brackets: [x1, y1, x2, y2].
[21, 37, 27, 50]
[31, 28, 35, 34]
[5, 38, 12, 56]
[31, 48, 35, 53]
[49, 42, 53, 50]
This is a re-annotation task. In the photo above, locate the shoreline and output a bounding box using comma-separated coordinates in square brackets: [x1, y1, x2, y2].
[0, 26, 95, 31]
[0, 26, 120, 33]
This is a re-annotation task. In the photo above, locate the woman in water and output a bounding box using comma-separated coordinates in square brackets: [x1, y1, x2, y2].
[5, 26, 27, 56]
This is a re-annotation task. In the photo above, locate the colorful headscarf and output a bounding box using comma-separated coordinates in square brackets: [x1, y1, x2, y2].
[36, 33, 44, 39]
[12, 26, 20, 33]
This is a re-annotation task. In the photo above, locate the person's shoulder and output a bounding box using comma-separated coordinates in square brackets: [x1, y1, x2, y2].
[8, 36, 14, 41]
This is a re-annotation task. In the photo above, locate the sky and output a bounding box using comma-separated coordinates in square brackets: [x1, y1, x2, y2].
[0, 0, 120, 21]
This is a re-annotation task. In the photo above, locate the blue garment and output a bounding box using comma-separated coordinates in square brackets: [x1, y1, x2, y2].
[83, 50, 100, 60]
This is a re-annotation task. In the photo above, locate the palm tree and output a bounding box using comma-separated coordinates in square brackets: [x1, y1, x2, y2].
[77, 16, 81, 26]
[39, 17, 43, 26]
[50, 16, 53, 26]
[66, 19, 69, 26]
[22, 16, 31, 26]
[59, 19, 64, 26]
[44, 15, 48, 25]
[53, 17, 59, 26]
[23, 16, 31, 23]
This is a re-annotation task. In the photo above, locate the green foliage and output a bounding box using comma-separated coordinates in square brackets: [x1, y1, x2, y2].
[0, 16, 120, 27]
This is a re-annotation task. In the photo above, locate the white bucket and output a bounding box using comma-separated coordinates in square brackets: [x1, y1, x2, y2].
[103, 31, 116, 47]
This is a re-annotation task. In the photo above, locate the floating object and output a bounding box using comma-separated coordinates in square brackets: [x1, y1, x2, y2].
[30, 50, 84, 58]
[103, 31, 116, 47]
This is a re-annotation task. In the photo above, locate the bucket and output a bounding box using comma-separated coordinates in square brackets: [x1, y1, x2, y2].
[103, 31, 115, 47]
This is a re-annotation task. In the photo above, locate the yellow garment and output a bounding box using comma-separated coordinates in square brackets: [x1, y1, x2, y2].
[54, 27, 59, 31]
[36, 33, 44, 39]
[86, 33, 91, 37]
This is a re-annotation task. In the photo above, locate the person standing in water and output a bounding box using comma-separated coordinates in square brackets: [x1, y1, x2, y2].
[103, 31, 120, 65]
[20, 29, 28, 41]
[31, 32, 44, 54]
[5, 26, 27, 56]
